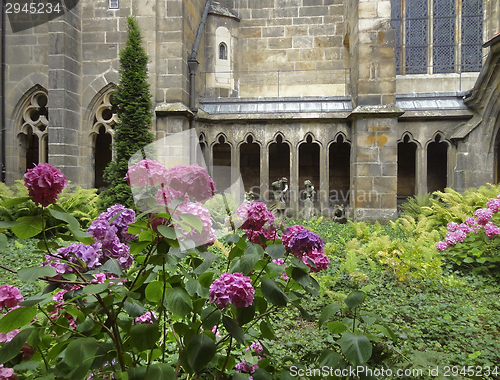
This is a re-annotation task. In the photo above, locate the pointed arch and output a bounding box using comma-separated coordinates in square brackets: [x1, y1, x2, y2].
[298, 133, 320, 204]
[329, 132, 351, 206]
[427, 132, 449, 192]
[398, 131, 418, 205]
[86, 84, 117, 189]
[212, 133, 232, 193]
[268, 133, 290, 200]
[13, 85, 49, 172]
[239, 133, 261, 197]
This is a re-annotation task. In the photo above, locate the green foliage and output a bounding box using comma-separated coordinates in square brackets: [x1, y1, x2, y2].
[99, 15, 155, 211]
[399, 192, 434, 219]
[204, 193, 240, 230]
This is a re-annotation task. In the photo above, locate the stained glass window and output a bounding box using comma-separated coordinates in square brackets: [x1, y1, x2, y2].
[461, 0, 483, 72]
[391, 0, 482, 75]
[405, 0, 428, 74]
[433, 0, 455, 73]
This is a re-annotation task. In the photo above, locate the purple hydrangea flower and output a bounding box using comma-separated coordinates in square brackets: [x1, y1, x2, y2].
[209, 272, 255, 309]
[282, 225, 325, 257]
[45, 243, 104, 274]
[87, 219, 118, 243]
[98, 205, 137, 243]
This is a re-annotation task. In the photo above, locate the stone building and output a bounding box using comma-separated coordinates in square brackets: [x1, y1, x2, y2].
[1, 0, 500, 221]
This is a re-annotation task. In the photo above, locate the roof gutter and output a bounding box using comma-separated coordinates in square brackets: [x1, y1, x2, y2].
[188, 0, 211, 113]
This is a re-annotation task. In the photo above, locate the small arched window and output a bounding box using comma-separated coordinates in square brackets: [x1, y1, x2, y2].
[219, 43, 227, 60]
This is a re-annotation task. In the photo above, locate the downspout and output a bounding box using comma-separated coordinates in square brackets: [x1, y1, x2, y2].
[188, 0, 211, 113]
[1, 3, 6, 183]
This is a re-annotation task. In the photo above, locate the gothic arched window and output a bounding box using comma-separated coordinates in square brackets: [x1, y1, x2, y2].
[219, 43, 227, 60]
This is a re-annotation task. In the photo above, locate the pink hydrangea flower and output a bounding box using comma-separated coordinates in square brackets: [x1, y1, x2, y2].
[235, 202, 274, 231]
[487, 198, 500, 213]
[465, 217, 476, 226]
[0, 285, 23, 309]
[0, 364, 16, 380]
[164, 164, 216, 203]
[173, 202, 216, 247]
[23, 163, 67, 207]
[445, 229, 467, 245]
[446, 222, 458, 232]
[302, 249, 329, 273]
[235, 360, 258, 374]
[0, 329, 20, 343]
[435, 241, 449, 251]
[246, 342, 264, 354]
[135, 311, 156, 324]
[484, 222, 500, 238]
[156, 187, 187, 207]
[125, 159, 169, 187]
[474, 208, 492, 225]
[209, 272, 255, 309]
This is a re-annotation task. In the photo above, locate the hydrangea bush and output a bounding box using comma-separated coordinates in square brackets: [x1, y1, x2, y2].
[435, 194, 500, 270]
[0, 161, 387, 379]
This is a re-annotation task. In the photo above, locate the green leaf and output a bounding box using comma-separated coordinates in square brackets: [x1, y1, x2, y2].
[124, 300, 148, 318]
[145, 281, 164, 303]
[18, 266, 56, 283]
[198, 272, 214, 288]
[194, 251, 217, 275]
[1, 196, 31, 207]
[225, 234, 240, 245]
[165, 287, 193, 318]
[48, 208, 80, 231]
[0, 307, 37, 333]
[0, 233, 7, 251]
[96, 258, 123, 276]
[236, 304, 256, 326]
[82, 283, 109, 295]
[260, 278, 288, 307]
[253, 368, 272, 380]
[338, 332, 372, 366]
[128, 323, 160, 352]
[0, 221, 22, 230]
[318, 349, 343, 368]
[11, 216, 44, 240]
[318, 303, 341, 328]
[291, 268, 310, 287]
[326, 321, 348, 334]
[260, 320, 274, 339]
[222, 315, 245, 344]
[130, 241, 150, 255]
[372, 324, 397, 341]
[201, 307, 221, 330]
[463, 257, 475, 263]
[344, 290, 365, 310]
[64, 337, 98, 367]
[180, 213, 203, 233]
[186, 333, 217, 373]
[0, 327, 34, 364]
[265, 244, 286, 260]
[13, 360, 39, 371]
[231, 253, 261, 276]
[157, 225, 178, 240]
[128, 363, 176, 380]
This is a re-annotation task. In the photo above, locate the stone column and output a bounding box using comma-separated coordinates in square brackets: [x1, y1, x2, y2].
[290, 143, 299, 215]
[416, 144, 427, 196]
[319, 143, 328, 213]
[350, 107, 403, 223]
[260, 143, 269, 203]
[231, 141, 240, 200]
[47, 5, 82, 185]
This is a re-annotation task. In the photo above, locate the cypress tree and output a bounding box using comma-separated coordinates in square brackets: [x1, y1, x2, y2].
[98, 15, 155, 210]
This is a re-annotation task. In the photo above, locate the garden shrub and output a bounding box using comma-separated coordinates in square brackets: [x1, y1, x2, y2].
[0, 161, 397, 379]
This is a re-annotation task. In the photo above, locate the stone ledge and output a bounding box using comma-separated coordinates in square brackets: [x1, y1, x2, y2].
[349, 104, 404, 119]
[155, 102, 195, 117]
